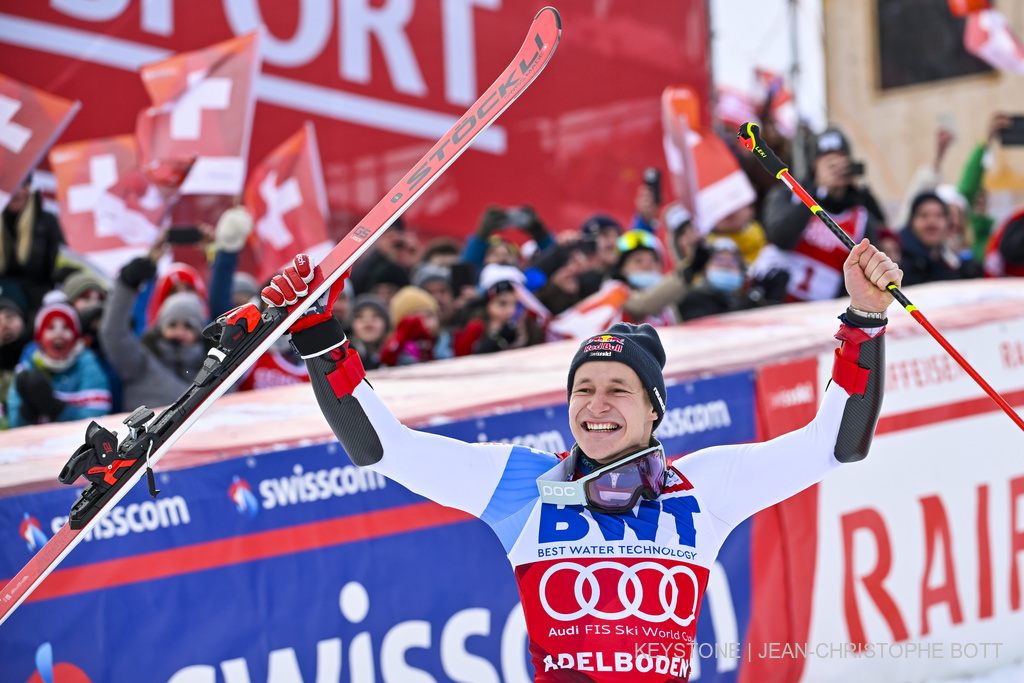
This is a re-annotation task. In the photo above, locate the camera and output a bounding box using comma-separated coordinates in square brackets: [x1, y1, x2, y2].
[643, 167, 662, 206]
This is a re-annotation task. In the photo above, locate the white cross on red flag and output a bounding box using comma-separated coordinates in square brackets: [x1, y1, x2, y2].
[0, 73, 79, 212]
[964, 8, 1024, 75]
[244, 121, 330, 283]
[662, 86, 756, 236]
[136, 32, 261, 196]
[48, 135, 169, 268]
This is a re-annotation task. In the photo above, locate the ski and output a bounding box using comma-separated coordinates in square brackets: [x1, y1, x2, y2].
[0, 6, 561, 627]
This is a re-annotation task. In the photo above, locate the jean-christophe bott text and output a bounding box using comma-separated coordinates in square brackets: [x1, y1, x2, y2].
[636, 641, 1004, 661]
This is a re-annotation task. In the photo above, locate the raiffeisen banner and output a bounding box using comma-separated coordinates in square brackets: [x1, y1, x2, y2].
[0, 1, 710, 237]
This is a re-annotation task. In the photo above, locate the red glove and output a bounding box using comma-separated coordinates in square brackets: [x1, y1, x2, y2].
[261, 254, 348, 333]
[379, 316, 435, 366]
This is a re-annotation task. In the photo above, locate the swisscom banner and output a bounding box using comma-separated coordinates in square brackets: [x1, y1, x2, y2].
[0, 371, 756, 682]
[0, 1, 710, 238]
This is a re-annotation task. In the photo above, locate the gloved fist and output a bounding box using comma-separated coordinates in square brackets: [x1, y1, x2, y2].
[120, 257, 157, 289]
[262, 254, 316, 308]
[16, 367, 66, 424]
[261, 254, 350, 357]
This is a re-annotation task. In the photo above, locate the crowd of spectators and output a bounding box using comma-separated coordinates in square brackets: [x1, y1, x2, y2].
[2, 112, 1023, 430]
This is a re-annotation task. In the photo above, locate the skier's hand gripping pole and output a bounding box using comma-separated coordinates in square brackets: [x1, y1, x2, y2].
[737, 122, 1024, 433]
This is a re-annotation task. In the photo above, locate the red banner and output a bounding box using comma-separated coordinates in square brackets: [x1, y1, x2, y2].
[245, 122, 330, 283]
[0, 73, 79, 211]
[0, 1, 708, 238]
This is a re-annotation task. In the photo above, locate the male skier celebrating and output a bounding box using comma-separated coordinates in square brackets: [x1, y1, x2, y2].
[261, 238, 901, 682]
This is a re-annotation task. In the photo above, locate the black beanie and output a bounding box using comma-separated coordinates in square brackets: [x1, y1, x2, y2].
[567, 322, 668, 430]
[908, 191, 948, 223]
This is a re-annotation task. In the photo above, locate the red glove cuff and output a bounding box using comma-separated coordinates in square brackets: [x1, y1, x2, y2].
[831, 324, 880, 396]
[326, 346, 366, 398]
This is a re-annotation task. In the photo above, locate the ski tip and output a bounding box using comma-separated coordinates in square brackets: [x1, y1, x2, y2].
[536, 6, 561, 29]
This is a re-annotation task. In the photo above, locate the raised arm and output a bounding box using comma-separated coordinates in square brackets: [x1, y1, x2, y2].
[261, 255, 558, 519]
[678, 239, 900, 535]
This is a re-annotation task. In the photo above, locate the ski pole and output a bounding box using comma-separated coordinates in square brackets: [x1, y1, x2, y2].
[737, 122, 1024, 433]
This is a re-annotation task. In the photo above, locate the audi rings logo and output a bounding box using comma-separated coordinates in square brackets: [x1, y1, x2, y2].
[539, 561, 699, 627]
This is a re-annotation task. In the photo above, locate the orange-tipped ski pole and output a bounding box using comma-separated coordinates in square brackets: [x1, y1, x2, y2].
[737, 121, 1024, 433]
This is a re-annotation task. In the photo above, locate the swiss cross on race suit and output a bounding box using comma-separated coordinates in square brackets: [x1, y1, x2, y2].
[256, 170, 302, 249]
[67, 154, 117, 218]
[171, 71, 231, 141]
[0, 95, 31, 153]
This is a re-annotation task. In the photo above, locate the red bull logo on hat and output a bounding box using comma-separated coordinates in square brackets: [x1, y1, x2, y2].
[583, 335, 624, 354]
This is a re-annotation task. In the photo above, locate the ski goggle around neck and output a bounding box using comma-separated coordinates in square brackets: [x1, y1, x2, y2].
[538, 444, 667, 514]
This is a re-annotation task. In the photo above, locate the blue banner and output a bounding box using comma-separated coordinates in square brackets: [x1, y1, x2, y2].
[1, 370, 758, 682]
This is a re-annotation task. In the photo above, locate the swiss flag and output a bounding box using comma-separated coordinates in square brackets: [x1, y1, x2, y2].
[244, 122, 331, 283]
[49, 136, 168, 251]
[662, 86, 756, 236]
[964, 8, 1024, 74]
[0, 73, 79, 211]
[136, 32, 261, 196]
[546, 280, 632, 342]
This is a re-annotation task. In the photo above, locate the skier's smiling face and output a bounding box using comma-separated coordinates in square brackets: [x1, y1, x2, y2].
[569, 361, 657, 464]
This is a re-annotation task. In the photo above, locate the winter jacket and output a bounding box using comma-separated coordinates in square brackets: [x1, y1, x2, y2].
[6, 349, 112, 428]
[0, 192, 65, 314]
[898, 226, 965, 287]
[99, 280, 208, 410]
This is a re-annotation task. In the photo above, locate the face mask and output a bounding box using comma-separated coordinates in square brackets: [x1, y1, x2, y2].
[706, 268, 744, 293]
[626, 271, 661, 289]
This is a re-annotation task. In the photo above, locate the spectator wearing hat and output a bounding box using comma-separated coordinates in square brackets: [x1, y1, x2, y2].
[678, 238, 786, 321]
[413, 263, 459, 331]
[454, 264, 547, 355]
[231, 271, 261, 308]
[578, 213, 624, 278]
[347, 295, 390, 371]
[529, 241, 594, 315]
[100, 256, 212, 409]
[613, 229, 703, 327]
[898, 192, 967, 287]
[62, 269, 122, 413]
[6, 302, 111, 429]
[62, 270, 108, 314]
[379, 286, 448, 366]
[0, 177, 65, 316]
[759, 126, 886, 302]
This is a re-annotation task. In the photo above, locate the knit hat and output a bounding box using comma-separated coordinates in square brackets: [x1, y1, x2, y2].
[567, 322, 668, 430]
[389, 286, 439, 323]
[232, 271, 260, 301]
[0, 296, 23, 319]
[580, 213, 624, 238]
[214, 206, 253, 253]
[34, 302, 81, 344]
[353, 293, 390, 325]
[909, 191, 948, 222]
[412, 263, 451, 290]
[156, 291, 206, 333]
[34, 301, 84, 369]
[815, 127, 851, 158]
[62, 270, 109, 305]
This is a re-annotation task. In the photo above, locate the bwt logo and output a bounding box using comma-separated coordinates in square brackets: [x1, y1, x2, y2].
[19, 512, 47, 553]
[539, 497, 701, 547]
[229, 475, 259, 518]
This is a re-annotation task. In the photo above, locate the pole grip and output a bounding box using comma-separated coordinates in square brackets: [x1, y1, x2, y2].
[737, 122, 789, 179]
